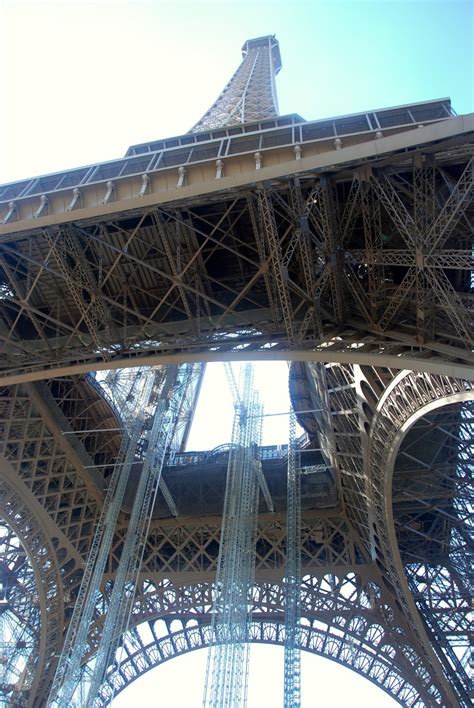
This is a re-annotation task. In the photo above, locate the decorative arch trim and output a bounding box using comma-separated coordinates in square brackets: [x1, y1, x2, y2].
[369, 372, 473, 705]
[90, 573, 437, 707]
[99, 619, 421, 706]
[0, 457, 65, 705]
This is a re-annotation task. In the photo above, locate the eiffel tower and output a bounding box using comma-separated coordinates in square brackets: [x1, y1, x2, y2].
[0, 34, 472, 706]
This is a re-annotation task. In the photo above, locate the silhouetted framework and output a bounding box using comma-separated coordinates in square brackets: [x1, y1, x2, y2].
[0, 34, 472, 707]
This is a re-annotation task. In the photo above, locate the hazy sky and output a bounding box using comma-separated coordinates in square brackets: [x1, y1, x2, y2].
[113, 645, 399, 707]
[1, 0, 471, 704]
[0, 0, 472, 183]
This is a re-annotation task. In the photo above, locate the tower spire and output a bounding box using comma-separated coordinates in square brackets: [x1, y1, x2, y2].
[190, 35, 281, 132]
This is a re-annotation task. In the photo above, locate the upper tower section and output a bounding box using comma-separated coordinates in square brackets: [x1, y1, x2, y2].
[190, 35, 282, 133]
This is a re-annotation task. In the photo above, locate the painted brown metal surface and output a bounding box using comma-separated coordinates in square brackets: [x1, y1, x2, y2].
[0, 35, 472, 707]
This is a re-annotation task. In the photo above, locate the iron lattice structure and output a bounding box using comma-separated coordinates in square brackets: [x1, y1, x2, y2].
[203, 364, 262, 708]
[191, 35, 281, 132]
[0, 34, 472, 707]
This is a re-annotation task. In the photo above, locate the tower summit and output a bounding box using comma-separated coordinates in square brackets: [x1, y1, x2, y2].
[191, 35, 282, 132]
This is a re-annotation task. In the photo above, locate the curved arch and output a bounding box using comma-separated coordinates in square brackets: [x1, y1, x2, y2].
[265, 361, 471, 703]
[1, 348, 473, 388]
[98, 618, 420, 706]
[0, 473, 64, 704]
[369, 372, 473, 705]
[0, 520, 40, 700]
[84, 573, 436, 707]
[49, 374, 123, 466]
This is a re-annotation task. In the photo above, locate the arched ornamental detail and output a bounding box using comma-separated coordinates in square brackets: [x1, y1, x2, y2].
[0, 471, 65, 704]
[94, 573, 429, 706]
[0, 367, 471, 705]
[292, 362, 473, 706]
[369, 372, 473, 705]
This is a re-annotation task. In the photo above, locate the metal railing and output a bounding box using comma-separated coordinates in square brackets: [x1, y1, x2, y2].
[0, 99, 453, 205]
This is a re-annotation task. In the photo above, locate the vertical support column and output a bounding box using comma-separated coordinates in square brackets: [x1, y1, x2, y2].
[361, 178, 384, 324]
[257, 188, 295, 345]
[43, 226, 113, 355]
[203, 364, 262, 708]
[284, 410, 301, 708]
[291, 179, 324, 341]
[48, 371, 158, 707]
[413, 153, 436, 343]
[309, 177, 346, 325]
[320, 177, 345, 324]
[85, 365, 192, 706]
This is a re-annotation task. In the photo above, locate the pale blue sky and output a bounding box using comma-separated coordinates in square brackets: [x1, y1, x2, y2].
[0, 0, 472, 182]
[1, 0, 471, 704]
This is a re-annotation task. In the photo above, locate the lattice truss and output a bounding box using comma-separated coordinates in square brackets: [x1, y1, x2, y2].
[0, 521, 39, 701]
[48, 366, 167, 707]
[203, 364, 262, 708]
[0, 31, 472, 708]
[292, 361, 473, 706]
[284, 411, 302, 707]
[0, 359, 472, 706]
[0, 147, 471, 385]
[394, 402, 473, 675]
[90, 569, 444, 707]
[0, 473, 67, 704]
[191, 35, 280, 132]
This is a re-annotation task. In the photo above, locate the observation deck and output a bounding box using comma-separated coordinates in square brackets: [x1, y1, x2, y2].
[0, 98, 456, 234]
